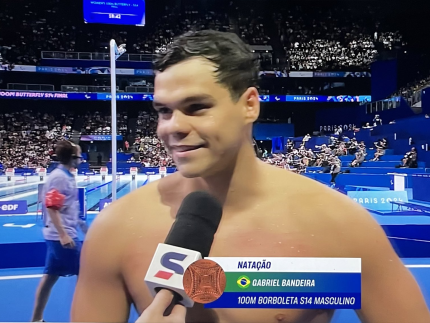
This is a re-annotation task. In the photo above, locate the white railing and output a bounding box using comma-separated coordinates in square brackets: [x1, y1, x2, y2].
[125, 86, 154, 93]
[41, 51, 153, 62]
[61, 85, 119, 93]
[365, 97, 401, 114]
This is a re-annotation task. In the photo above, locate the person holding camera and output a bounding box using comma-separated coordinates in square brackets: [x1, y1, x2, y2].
[400, 147, 418, 168]
[370, 138, 388, 161]
[350, 149, 367, 167]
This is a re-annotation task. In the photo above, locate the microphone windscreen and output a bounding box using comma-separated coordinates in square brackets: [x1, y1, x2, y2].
[164, 191, 223, 258]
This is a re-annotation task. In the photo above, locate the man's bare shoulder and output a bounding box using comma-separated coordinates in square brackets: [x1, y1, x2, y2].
[265, 165, 344, 204]
[89, 174, 182, 234]
[267, 166, 383, 245]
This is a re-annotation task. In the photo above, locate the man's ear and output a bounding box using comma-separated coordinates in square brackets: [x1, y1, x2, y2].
[241, 87, 260, 125]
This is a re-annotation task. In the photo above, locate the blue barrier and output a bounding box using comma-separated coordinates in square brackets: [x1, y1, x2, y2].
[13, 168, 36, 175]
[304, 173, 413, 189]
[109, 153, 134, 162]
[20, 172, 35, 177]
[361, 161, 402, 167]
[143, 167, 176, 175]
[412, 174, 430, 202]
[78, 187, 86, 220]
[339, 156, 355, 162]
[107, 161, 141, 167]
[348, 168, 428, 175]
[344, 186, 389, 192]
[0, 201, 28, 215]
[99, 199, 112, 211]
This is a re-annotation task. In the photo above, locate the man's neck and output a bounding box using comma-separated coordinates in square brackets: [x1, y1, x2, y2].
[191, 145, 264, 210]
[60, 163, 72, 171]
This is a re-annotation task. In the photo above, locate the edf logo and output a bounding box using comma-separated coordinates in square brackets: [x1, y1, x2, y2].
[1, 204, 19, 211]
[155, 252, 187, 280]
[0, 201, 27, 215]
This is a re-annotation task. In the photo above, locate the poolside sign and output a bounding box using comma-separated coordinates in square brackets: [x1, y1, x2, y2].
[347, 191, 408, 211]
[0, 200, 28, 215]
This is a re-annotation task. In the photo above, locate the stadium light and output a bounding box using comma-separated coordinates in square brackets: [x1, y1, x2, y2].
[110, 39, 126, 201]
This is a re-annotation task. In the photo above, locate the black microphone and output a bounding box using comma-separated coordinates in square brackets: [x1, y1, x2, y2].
[144, 191, 223, 309]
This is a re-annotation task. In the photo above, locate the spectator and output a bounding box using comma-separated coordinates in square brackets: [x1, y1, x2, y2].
[370, 138, 388, 161]
[399, 147, 418, 168]
[0, 0, 405, 71]
[350, 149, 367, 167]
[0, 110, 73, 169]
[373, 114, 382, 126]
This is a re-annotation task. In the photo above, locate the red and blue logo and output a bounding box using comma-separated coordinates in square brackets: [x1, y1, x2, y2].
[155, 252, 187, 280]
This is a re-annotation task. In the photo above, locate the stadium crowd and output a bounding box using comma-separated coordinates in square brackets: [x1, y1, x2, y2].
[275, 5, 404, 71]
[389, 75, 430, 101]
[262, 136, 368, 175]
[0, 0, 423, 171]
[0, 108, 421, 174]
[0, 110, 175, 169]
[0, 110, 73, 169]
[133, 111, 174, 167]
[0, 0, 405, 71]
[81, 111, 128, 137]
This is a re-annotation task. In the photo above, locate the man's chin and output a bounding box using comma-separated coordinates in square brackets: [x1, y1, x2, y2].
[176, 164, 208, 179]
[177, 168, 202, 179]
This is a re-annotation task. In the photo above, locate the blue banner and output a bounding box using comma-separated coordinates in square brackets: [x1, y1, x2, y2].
[36, 66, 75, 74]
[8, 65, 370, 77]
[0, 201, 28, 215]
[134, 69, 153, 75]
[313, 72, 371, 78]
[99, 199, 112, 211]
[84, 0, 146, 26]
[34, 66, 154, 75]
[80, 135, 123, 141]
[21, 172, 35, 176]
[347, 191, 408, 211]
[205, 292, 361, 309]
[0, 91, 371, 103]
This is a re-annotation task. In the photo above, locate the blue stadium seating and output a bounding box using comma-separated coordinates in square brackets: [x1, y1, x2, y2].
[303, 113, 430, 190]
[347, 167, 428, 174]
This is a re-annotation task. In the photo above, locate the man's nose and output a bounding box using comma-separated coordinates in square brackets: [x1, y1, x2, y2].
[162, 110, 192, 137]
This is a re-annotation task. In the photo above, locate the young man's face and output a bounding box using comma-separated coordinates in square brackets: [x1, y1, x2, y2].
[154, 57, 259, 178]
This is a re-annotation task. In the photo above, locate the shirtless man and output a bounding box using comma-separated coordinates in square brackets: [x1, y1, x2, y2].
[71, 30, 430, 323]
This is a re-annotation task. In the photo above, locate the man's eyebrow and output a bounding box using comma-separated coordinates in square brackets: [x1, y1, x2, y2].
[153, 94, 215, 108]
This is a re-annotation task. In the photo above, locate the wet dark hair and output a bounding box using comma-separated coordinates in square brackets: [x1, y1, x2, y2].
[55, 140, 77, 165]
[153, 29, 260, 102]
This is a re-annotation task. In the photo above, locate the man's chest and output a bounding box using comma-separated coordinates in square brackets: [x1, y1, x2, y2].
[121, 211, 335, 323]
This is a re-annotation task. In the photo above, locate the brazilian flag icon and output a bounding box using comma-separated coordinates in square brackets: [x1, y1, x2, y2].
[237, 275, 251, 289]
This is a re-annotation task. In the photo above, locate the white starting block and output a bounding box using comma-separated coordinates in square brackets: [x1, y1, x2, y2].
[37, 168, 47, 181]
[70, 168, 78, 177]
[130, 167, 138, 180]
[6, 168, 14, 181]
[388, 173, 407, 191]
[101, 166, 108, 181]
[159, 166, 167, 178]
